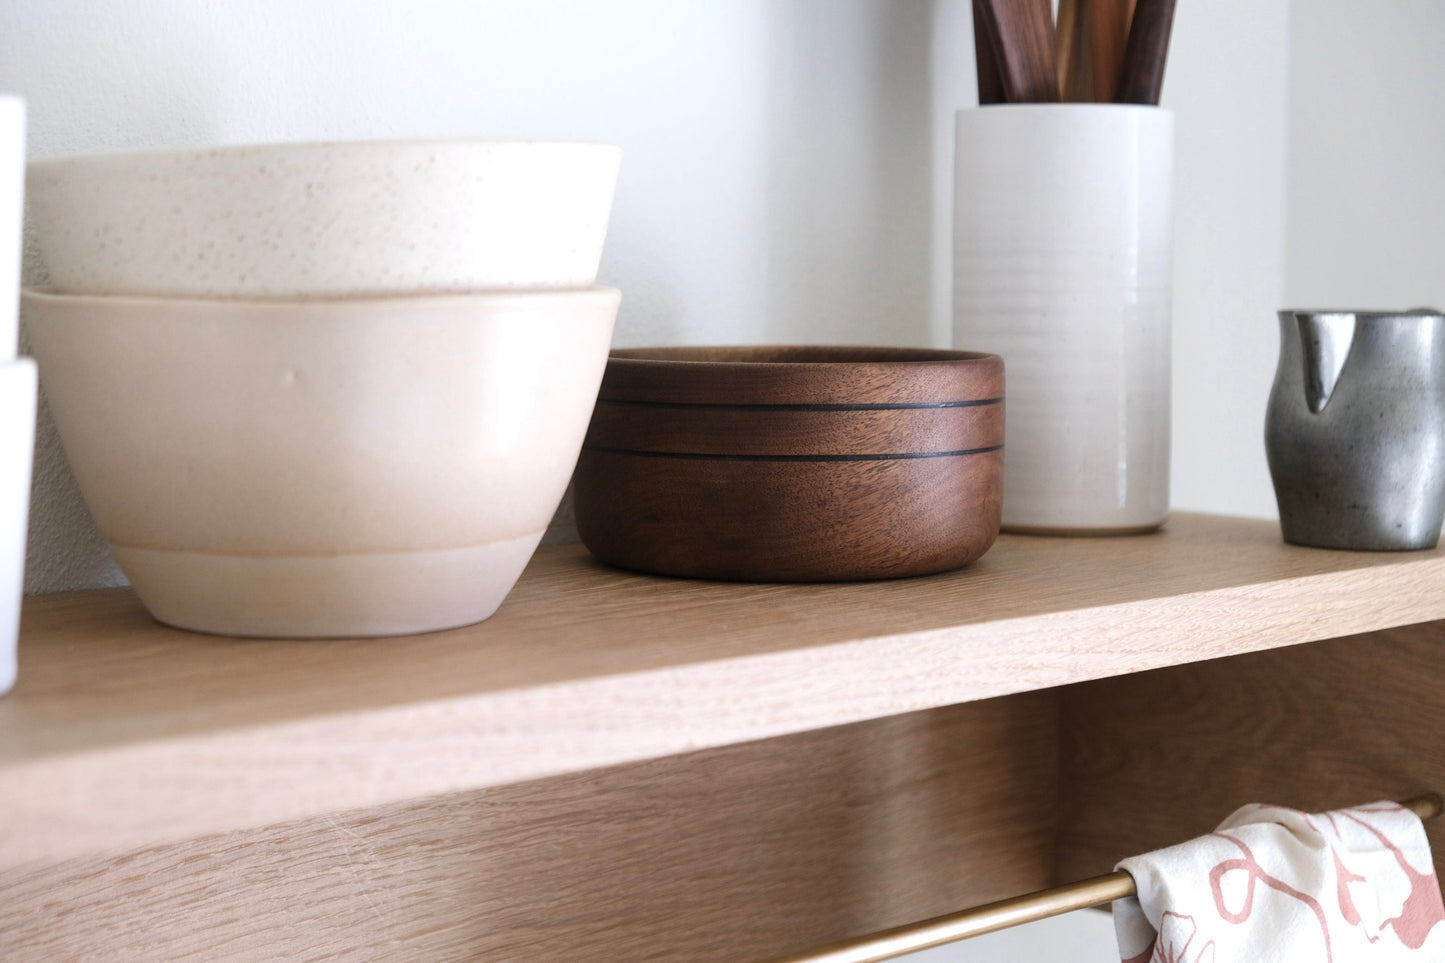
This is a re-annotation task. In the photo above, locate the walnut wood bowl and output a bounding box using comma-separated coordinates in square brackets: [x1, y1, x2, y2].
[573, 346, 1004, 581]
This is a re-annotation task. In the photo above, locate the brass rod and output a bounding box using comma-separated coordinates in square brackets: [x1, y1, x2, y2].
[768, 793, 1443, 963]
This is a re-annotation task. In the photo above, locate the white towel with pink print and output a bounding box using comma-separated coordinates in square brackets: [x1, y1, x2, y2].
[1113, 801, 1445, 962]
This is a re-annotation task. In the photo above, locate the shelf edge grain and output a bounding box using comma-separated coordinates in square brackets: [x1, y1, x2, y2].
[4, 540, 1445, 869]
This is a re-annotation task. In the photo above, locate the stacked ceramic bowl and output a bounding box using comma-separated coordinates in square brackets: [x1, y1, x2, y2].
[23, 140, 622, 637]
[0, 95, 35, 694]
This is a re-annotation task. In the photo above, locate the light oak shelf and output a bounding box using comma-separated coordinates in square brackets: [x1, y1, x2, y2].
[6, 511, 1445, 961]
[3, 512, 1444, 870]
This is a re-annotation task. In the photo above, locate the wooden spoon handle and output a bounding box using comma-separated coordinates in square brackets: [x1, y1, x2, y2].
[1089, 0, 1135, 102]
[1115, 0, 1178, 105]
[972, 0, 1006, 105]
[1056, 0, 1094, 102]
[1055, 0, 1079, 99]
[974, 0, 1058, 103]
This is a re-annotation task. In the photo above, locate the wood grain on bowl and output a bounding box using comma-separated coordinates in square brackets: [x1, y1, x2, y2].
[574, 347, 1004, 582]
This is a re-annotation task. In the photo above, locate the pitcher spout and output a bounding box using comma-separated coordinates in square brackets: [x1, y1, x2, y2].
[1291, 311, 1356, 414]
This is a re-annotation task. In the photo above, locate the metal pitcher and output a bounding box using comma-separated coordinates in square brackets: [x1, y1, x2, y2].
[1265, 309, 1445, 550]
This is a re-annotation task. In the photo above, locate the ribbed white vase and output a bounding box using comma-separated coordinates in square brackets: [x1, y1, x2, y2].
[0, 95, 29, 696]
[0, 96, 20, 358]
[953, 105, 1173, 533]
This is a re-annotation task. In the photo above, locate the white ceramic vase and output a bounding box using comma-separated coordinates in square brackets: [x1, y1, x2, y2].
[0, 95, 29, 694]
[953, 105, 1173, 533]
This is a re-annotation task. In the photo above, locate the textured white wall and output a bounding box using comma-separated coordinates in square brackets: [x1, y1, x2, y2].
[1162, 0, 1291, 520]
[1285, 0, 1445, 310]
[921, 909, 1118, 963]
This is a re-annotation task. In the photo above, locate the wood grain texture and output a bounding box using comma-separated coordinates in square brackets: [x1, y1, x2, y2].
[0, 698, 1058, 962]
[577, 347, 1004, 581]
[1054, 0, 1083, 100]
[1064, 0, 1097, 101]
[583, 399, 1005, 458]
[5, 514, 1445, 867]
[1088, 0, 1134, 101]
[576, 448, 1004, 581]
[1115, 0, 1177, 104]
[972, 0, 1006, 105]
[1055, 621, 1445, 883]
[974, 0, 1059, 103]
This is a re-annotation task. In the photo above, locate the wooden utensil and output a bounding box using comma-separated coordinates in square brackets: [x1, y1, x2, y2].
[974, 0, 1058, 103]
[1115, 0, 1178, 104]
[1056, 0, 1095, 102]
[1088, 0, 1135, 101]
[1055, 0, 1079, 99]
[972, 0, 1006, 105]
[573, 346, 1005, 582]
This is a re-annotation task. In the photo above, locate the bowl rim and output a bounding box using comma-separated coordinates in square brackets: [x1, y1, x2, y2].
[26, 138, 622, 171]
[955, 103, 1174, 117]
[19, 285, 622, 309]
[606, 345, 1001, 369]
[1278, 307, 1445, 322]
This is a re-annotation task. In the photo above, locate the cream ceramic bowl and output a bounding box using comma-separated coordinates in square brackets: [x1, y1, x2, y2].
[25, 140, 621, 298]
[23, 287, 620, 637]
[0, 357, 35, 694]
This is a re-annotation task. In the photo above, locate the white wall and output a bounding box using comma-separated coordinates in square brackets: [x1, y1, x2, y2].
[1163, 0, 1291, 520]
[1285, 0, 1445, 310]
[920, 909, 1118, 963]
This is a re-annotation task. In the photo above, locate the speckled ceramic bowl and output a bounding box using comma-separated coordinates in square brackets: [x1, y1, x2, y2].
[23, 286, 620, 637]
[25, 140, 621, 298]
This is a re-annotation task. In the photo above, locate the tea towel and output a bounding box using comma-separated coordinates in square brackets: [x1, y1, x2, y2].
[1114, 801, 1445, 962]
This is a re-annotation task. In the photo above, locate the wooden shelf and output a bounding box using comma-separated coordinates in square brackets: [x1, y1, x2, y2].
[4, 512, 1444, 869]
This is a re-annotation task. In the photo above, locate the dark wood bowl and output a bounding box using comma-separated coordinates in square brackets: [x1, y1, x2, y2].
[573, 346, 1005, 582]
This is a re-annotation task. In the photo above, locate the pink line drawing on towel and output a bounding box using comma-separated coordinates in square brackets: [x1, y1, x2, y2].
[1209, 832, 1334, 963]
[1341, 809, 1445, 949]
[1121, 912, 1216, 963]
[1332, 848, 1379, 942]
[1154, 912, 1216, 963]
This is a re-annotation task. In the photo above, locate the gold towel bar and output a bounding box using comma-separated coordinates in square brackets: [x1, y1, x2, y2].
[768, 793, 1444, 963]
